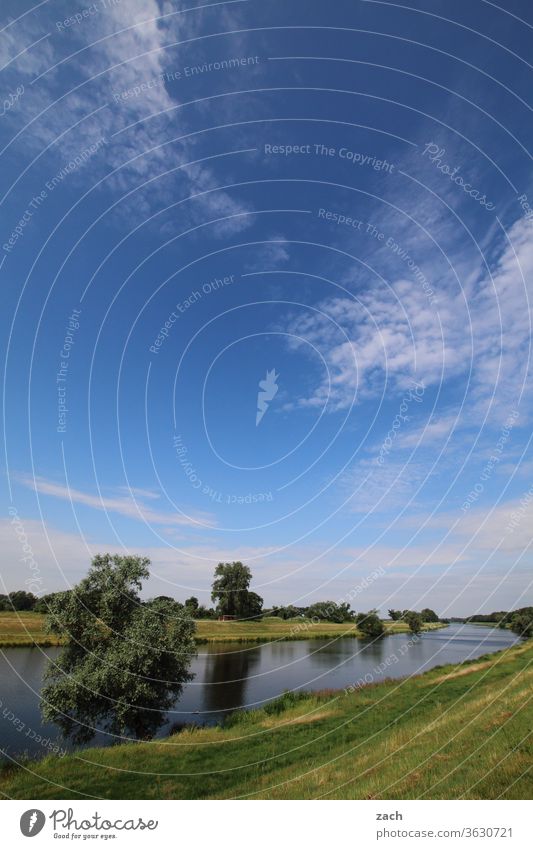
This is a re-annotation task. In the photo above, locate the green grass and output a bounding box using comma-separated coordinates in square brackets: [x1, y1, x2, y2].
[0, 612, 445, 647]
[0, 612, 62, 647]
[1, 641, 531, 800]
[193, 616, 445, 642]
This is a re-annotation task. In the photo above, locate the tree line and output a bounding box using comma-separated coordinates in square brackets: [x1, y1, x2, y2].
[3, 562, 531, 640]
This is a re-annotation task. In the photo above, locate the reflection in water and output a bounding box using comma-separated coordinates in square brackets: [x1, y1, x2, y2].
[202, 645, 261, 712]
[304, 634, 390, 674]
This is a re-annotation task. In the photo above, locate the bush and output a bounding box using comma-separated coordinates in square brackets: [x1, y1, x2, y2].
[355, 610, 385, 638]
[262, 691, 310, 716]
[420, 608, 439, 623]
[404, 611, 424, 633]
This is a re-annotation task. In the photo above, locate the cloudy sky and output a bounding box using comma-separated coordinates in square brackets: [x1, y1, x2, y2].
[1, 0, 532, 615]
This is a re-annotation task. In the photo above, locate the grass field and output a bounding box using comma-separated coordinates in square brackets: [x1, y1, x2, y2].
[0, 612, 445, 647]
[0, 612, 62, 647]
[193, 617, 445, 642]
[1, 640, 531, 800]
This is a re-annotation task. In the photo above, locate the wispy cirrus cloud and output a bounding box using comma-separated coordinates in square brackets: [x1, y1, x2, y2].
[280, 215, 532, 422]
[15, 473, 217, 529]
[1, 0, 255, 235]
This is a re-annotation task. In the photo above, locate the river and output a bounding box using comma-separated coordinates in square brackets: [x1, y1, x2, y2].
[0, 623, 519, 759]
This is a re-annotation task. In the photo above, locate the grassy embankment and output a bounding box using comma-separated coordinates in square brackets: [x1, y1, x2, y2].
[0, 611, 445, 647]
[0, 612, 61, 647]
[1, 640, 531, 800]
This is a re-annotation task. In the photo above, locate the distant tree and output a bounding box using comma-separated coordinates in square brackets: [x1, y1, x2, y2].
[8, 590, 37, 610]
[211, 562, 263, 619]
[387, 608, 403, 621]
[41, 554, 196, 743]
[404, 610, 424, 634]
[509, 608, 533, 639]
[184, 596, 217, 619]
[270, 604, 301, 620]
[467, 611, 509, 624]
[306, 601, 355, 623]
[0, 594, 9, 611]
[194, 605, 216, 620]
[420, 608, 439, 623]
[33, 592, 66, 614]
[497, 612, 513, 628]
[355, 610, 385, 638]
[243, 591, 264, 619]
[184, 596, 199, 614]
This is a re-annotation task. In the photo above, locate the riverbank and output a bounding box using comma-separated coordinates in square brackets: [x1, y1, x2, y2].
[1, 640, 531, 800]
[0, 612, 446, 647]
[194, 618, 446, 643]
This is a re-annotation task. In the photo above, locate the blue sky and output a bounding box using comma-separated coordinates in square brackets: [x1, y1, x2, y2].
[1, 0, 532, 616]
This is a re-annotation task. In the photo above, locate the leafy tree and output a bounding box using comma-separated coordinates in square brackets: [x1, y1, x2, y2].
[194, 605, 216, 619]
[387, 608, 403, 621]
[404, 610, 424, 633]
[8, 590, 37, 610]
[243, 591, 264, 619]
[211, 562, 263, 619]
[509, 608, 533, 639]
[466, 611, 509, 624]
[355, 610, 385, 638]
[0, 594, 9, 611]
[33, 592, 66, 614]
[185, 596, 199, 613]
[306, 601, 355, 623]
[270, 604, 302, 620]
[420, 608, 439, 623]
[41, 554, 196, 743]
[182, 596, 217, 620]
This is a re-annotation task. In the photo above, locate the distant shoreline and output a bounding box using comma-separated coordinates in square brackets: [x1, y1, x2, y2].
[0, 611, 447, 648]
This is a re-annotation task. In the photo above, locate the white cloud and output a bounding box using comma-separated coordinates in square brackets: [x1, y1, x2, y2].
[280, 216, 532, 425]
[2, 0, 253, 235]
[15, 473, 217, 529]
[397, 413, 459, 449]
[340, 459, 428, 514]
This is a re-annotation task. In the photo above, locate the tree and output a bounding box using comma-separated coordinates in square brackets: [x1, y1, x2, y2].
[387, 608, 402, 621]
[509, 608, 533, 639]
[306, 601, 355, 623]
[355, 610, 385, 638]
[41, 554, 196, 744]
[420, 608, 439, 623]
[243, 591, 264, 619]
[185, 596, 199, 612]
[194, 605, 216, 620]
[8, 590, 37, 610]
[211, 562, 263, 619]
[34, 592, 65, 614]
[404, 610, 424, 633]
[270, 604, 301, 620]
